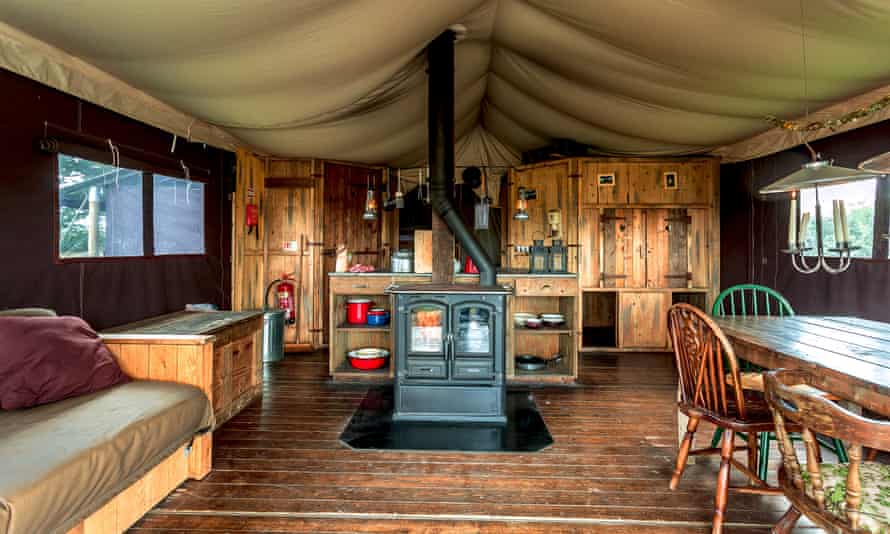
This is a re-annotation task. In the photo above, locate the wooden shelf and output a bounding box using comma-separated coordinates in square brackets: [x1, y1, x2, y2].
[335, 322, 391, 332]
[511, 358, 574, 384]
[515, 326, 573, 335]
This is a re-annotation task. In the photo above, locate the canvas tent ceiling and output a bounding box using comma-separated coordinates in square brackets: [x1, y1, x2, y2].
[2, 0, 890, 166]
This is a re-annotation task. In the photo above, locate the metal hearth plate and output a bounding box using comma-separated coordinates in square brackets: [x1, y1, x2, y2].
[338, 387, 553, 452]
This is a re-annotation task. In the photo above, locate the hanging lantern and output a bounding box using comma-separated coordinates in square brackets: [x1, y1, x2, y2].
[363, 173, 378, 221]
[514, 186, 536, 221]
[529, 239, 549, 273]
[394, 168, 405, 209]
[548, 239, 568, 273]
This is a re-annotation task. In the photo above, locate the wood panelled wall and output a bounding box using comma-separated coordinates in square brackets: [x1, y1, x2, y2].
[232, 155, 392, 347]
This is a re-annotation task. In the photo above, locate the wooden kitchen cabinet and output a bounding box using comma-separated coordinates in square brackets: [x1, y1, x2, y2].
[618, 292, 669, 348]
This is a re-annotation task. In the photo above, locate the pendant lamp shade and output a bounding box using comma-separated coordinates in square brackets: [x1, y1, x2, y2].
[759, 160, 883, 195]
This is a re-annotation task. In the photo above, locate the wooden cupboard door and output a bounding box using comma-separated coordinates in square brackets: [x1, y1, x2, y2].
[581, 160, 634, 205]
[645, 208, 690, 288]
[600, 208, 645, 288]
[618, 292, 669, 348]
[578, 206, 600, 288]
[688, 208, 709, 288]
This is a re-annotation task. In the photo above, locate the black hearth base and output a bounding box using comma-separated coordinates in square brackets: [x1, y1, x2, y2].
[339, 386, 553, 453]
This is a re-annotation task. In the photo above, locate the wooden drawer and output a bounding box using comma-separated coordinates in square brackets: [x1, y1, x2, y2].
[330, 277, 393, 295]
[514, 278, 577, 296]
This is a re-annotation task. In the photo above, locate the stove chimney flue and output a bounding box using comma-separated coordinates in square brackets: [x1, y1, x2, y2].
[427, 30, 496, 286]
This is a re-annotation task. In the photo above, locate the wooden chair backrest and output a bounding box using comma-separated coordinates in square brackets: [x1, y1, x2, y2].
[712, 284, 794, 317]
[765, 369, 890, 531]
[668, 303, 747, 419]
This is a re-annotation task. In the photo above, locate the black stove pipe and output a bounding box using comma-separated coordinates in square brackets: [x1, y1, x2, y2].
[427, 30, 496, 286]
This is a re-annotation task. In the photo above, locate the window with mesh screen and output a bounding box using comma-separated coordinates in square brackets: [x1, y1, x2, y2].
[153, 174, 205, 255]
[57, 153, 144, 258]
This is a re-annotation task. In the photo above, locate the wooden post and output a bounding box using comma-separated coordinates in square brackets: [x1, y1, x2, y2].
[432, 213, 454, 283]
[87, 186, 100, 256]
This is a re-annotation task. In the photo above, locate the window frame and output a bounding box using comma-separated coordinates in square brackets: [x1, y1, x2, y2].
[53, 144, 209, 264]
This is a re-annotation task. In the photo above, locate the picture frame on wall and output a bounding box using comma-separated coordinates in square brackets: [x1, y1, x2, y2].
[597, 173, 615, 187]
[663, 171, 678, 190]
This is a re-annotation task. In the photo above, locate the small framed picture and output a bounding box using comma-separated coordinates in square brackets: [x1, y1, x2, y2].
[663, 171, 678, 190]
[597, 173, 615, 187]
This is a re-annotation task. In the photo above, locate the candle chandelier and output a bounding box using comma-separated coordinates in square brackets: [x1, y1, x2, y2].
[758, 1, 883, 274]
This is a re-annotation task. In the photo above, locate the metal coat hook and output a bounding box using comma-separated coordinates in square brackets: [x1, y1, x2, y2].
[181, 160, 191, 205]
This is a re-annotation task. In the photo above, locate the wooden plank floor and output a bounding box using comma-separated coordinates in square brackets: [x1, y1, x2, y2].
[131, 352, 823, 533]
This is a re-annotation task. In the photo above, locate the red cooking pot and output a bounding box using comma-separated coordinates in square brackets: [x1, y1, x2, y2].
[346, 298, 374, 324]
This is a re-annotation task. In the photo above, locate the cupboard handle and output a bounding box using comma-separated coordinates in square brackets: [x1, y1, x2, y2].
[540, 284, 552, 290]
[352, 284, 368, 289]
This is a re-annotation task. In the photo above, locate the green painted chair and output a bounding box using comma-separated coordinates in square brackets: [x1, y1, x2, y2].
[709, 284, 847, 480]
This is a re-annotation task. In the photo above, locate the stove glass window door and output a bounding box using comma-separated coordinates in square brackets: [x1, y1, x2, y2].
[408, 303, 447, 355]
[453, 304, 493, 356]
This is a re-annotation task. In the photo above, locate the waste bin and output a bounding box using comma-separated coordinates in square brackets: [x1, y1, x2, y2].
[262, 310, 286, 362]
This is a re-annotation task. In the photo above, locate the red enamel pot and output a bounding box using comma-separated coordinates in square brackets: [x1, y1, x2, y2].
[345, 298, 374, 324]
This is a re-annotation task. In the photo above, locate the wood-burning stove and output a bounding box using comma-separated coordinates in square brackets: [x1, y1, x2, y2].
[389, 284, 510, 423]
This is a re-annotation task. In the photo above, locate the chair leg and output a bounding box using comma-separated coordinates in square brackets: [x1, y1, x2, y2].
[710, 427, 724, 448]
[746, 432, 758, 484]
[758, 431, 771, 482]
[771, 505, 801, 534]
[832, 438, 848, 463]
[713, 429, 735, 534]
[671, 416, 700, 490]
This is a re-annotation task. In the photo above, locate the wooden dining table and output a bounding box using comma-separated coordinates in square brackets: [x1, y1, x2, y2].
[713, 315, 890, 417]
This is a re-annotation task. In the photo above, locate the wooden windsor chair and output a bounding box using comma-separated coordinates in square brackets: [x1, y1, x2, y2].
[710, 284, 847, 479]
[765, 369, 890, 533]
[668, 303, 784, 534]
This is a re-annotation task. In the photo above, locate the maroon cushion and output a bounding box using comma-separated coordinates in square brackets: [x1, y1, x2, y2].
[0, 316, 130, 409]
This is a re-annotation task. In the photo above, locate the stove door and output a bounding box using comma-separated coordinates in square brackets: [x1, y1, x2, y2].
[451, 301, 496, 380]
[404, 300, 449, 379]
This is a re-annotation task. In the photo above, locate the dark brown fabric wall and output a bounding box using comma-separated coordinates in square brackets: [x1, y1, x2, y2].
[721, 120, 890, 322]
[0, 70, 234, 329]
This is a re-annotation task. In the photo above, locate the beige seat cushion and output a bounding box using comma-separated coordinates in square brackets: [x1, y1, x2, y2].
[0, 380, 212, 534]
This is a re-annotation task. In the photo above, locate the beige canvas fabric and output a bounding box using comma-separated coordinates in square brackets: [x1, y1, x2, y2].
[1, 0, 890, 163]
[0, 381, 213, 534]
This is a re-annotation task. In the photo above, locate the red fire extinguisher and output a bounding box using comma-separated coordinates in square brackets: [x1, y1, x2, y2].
[246, 187, 259, 240]
[276, 275, 296, 324]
